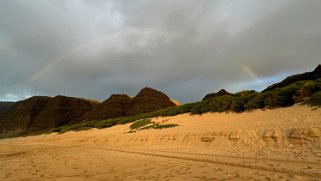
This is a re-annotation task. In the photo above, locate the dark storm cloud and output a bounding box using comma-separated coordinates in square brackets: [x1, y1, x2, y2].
[0, 0, 320, 102]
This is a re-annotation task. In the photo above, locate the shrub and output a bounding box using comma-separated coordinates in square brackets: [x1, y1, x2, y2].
[141, 123, 178, 130]
[83, 120, 98, 127]
[230, 98, 246, 112]
[152, 124, 178, 129]
[94, 119, 118, 129]
[231, 91, 258, 112]
[209, 96, 234, 112]
[190, 102, 207, 114]
[130, 119, 152, 129]
[295, 81, 321, 101]
[262, 91, 281, 108]
[51, 127, 62, 132]
[305, 91, 321, 107]
[245, 94, 265, 110]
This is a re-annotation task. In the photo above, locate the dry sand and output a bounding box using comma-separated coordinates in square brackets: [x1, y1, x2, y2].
[0, 104, 321, 180]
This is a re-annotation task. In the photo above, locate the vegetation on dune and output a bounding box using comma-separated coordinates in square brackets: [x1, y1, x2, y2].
[305, 91, 321, 107]
[129, 119, 178, 130]
[146, 123, 178, 129]
[31, 78, 321, 135]
[191, 79, 321, 114]
[130, 119, 152, 129]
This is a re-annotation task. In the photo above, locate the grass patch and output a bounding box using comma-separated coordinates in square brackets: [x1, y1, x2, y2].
[152, 124, 178, 129]
[141, 123, 178, 130]
[130, 119, 152, 129]
[94, 119, 118, 129]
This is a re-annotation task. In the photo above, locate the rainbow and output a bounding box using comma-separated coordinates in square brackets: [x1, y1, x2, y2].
[242, 65, 266, 89]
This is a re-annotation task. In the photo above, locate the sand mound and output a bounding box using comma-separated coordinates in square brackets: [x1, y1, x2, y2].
[1, 104, 321, 180]
[17, 104, 321, 149]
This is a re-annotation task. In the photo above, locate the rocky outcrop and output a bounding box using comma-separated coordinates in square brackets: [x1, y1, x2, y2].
[263, 65, 321, 92]
[83, 87, 176, 121]
[28, 96, 96, 130]
[0, 102, 15, 117]
[83, 94, 130, 121]
[202, 89, 232, 101]
[0, 87, 176, 137]
[0, 96, 51, 135]
[0, 96, 97, 136]
[125, 87, 176, 116]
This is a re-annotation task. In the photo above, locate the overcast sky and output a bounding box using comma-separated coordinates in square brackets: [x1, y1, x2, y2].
[0, 0, 320, 103]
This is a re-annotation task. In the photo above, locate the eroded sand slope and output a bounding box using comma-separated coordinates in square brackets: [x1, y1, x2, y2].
[0, 105, 321, 180]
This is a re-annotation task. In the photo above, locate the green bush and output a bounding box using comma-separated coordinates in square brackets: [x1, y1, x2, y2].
[245, 94, 265, 110]
[130, 119, 152, 129]
[305, 91, 321, 107]
[94, 119, 118, 129]
[230, 98, 246, 112]
[142, 123, 178, 130]
[198, 96, 234, 113]
[297, 81, 320, 100]
[262, 91, 281, 108]
[231, 91, 258, 112]
[152, 124, 178, 129]
[50, 127, 62, 132]
[190, 102, 207, 114]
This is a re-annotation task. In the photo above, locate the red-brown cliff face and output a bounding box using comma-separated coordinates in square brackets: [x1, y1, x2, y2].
[125, 87, 176, 116]
[0, 96, 97, 136]
[82, 94, 130, 121]
[0, 87, 176, 137]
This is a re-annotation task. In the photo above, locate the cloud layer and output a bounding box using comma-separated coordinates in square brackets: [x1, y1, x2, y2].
[1, 0, 320, 102]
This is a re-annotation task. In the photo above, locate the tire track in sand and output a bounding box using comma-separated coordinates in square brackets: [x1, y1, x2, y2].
[87, 146, 321, 178]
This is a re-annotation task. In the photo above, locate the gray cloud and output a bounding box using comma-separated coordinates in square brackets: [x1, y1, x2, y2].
[0, 0, 320, 103]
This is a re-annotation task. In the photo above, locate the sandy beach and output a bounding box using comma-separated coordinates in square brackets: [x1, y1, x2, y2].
[1, 104, 321, 180]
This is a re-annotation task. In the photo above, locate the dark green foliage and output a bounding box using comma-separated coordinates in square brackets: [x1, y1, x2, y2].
[27, 78, 321, 136]
[261, 91, 281, 108]
[150, 124, 178, 129]
[94, 119, 118, 129]
[277, 86, 297, 107]
[130, 119, 152, 129]
[263, 64, 321, 92]
[293, 81, 321, 103]
[231, 91, 259, 112]
[51, 127, 62, 132]
[305, 91, 321, 107]
[142, 123, 178, 130]
[192, 92, 259, 114]
[58, 124, 82, 134]
[245, 94, 265, 109]
[191, 96, 234, 114]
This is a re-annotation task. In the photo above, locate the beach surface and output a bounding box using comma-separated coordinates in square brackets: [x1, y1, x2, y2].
[1, 105, 321, 180]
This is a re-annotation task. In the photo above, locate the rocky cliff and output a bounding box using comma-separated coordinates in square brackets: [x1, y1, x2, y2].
[0, 87, 176, 137]
[83, 87, 176, 121]
[125, 87, 176, 116]
[0, 96, 51, 135]
[0, 96, 97, 137]
[28, 96, 96, 130]
[82, 94, 130, 121]
[0, 102, 15, 117]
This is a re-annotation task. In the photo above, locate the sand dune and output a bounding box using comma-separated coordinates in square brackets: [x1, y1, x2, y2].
[0, 104, 321, 180]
